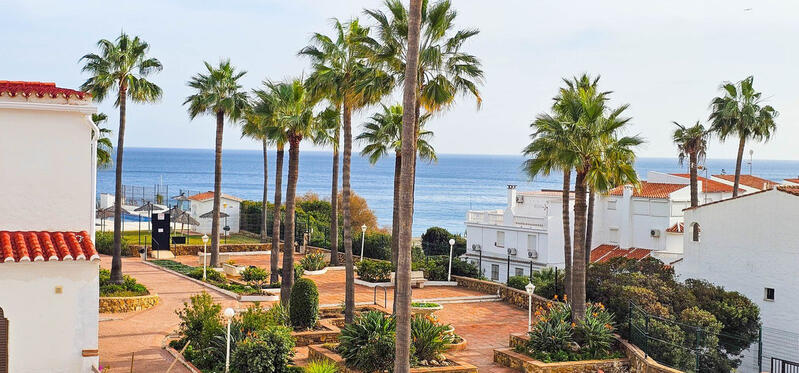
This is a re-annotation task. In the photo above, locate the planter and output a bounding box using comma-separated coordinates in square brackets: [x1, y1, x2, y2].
[493, 348, 629, 373]
[222, 263, 245, 277]
[292, 319, 341, 347]
[307, 344, 478, 373]
[354, 278, 392, 288]
[303, 267, 328, 276]
[445, 335, 468, 352]
[411, 303, 443, 316]
[99, 294, 160, 313]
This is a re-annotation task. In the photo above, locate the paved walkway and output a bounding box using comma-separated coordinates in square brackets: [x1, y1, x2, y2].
[99, 253, 527, 372]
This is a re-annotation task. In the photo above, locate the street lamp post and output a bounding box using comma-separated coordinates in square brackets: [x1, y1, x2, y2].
[360, 224, 367, 260]
[447, 238, 455, 282]
[201, 234, 209, 281]
[223, 307, 235, 373]
[525, 282, 536, 332]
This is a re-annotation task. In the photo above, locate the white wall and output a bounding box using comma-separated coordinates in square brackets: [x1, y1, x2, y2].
[679, 190, 799, 336]
[0, 106, 95, 232]
[0, 262, 99, 372]
[190, 198, 241, 234]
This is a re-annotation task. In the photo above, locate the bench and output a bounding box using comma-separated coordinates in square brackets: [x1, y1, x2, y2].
[390, 270, 427, 288]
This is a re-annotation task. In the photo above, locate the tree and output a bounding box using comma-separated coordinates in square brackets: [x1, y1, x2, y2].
[261, 79, 319, 306]
[336, 191, 379, 232]
[92, 113, 114, 168]
[184, 60, 249, 268]
[299, 18, 392, 323]
[242, 95, 275, 243]
[309, 105, 341, 267]
[80, 33, 162, 283]
[709, 76, 778, 197]
[673, 121, 709, 208]
[357, 103, 436, 266]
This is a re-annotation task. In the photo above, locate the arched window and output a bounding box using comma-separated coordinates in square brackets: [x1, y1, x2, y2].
[0, 307, 7, 373]
[691, 222, 701, 242]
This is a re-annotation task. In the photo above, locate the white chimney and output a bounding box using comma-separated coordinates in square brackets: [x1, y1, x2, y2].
[507, 185, 518, 210]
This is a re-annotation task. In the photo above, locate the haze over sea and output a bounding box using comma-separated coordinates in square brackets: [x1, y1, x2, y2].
[98, 148, 799, 236]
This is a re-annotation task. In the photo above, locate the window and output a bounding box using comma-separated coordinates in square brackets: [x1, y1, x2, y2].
[496, 231, 505, 247]
[607, 200, 617, 210]
[515, 267, 524, 276]
[609, 228, 619, 244]
[527, 235, 537, 251]
[765, 288, 775, 301]
[491, 264, 500, 281]
[691, 223, 701, 242]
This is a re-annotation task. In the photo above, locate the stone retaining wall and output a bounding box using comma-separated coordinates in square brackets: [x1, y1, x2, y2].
[306, 246, 375, 264]
[307, 345, 478, 373]
[493, 348, 629, 373]
[451, 275, 552, 309]
[99, 294, 160, 313]
[131, 243, 278, 256]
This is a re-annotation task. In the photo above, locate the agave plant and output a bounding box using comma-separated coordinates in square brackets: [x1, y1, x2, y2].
[337, 311, 396, 372]
[410, 314, 453, 361]
[300, 253, 328, 271]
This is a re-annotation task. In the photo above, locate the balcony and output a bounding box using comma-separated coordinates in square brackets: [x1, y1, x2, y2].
[467, 210, 504, 225]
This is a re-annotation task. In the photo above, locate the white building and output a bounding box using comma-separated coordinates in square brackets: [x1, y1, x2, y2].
[188, 191, 243, 234]
[711, 173, 779, 194]
[464, 185, 570, 282]
[0, 81, 100, 372]
[677, 185, 799, 364]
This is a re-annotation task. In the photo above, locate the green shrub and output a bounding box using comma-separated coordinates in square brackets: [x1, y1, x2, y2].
[531, 267, 565, 299]
[507, 275, 531, 290]
[575, 303, 615, 357]
[175, 293, 223, 358]
[241, 266, 269, 288]
[289, 278, 319, 329]
[294, 263, 304, 282]
[338, 311, 396, 372]
[230, 326, 295, 373]
[355, 259, 392, 282]
[420, 227, 465, 257]
[150, 259, 195, 275]
[413, 256, 478, 280]
[304, 360, 338, 373]
[95, 231, 131, 256]
[300, 253, 327, 271]
[352, 231, 392, 261]
[265, 303, 291, 327]
[411, 314, 453, 361]
[99, 269, 149, 297]
[237, 304, 281, 335]
[187, 267, 226, 283]
[527, 302, 573, 354]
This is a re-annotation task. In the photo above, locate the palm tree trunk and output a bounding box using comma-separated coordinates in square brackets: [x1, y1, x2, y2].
[732, 136, 746, 198]
[395, 1, 423, 371]
[571, 170, 588, 320]
[330, 125, 340, 266]
[342, 102, 355, 323]
[281, 136, 301, 306]
[261, 138, 269, 242]
[111, 85, 127, 284]
[209, 110, 224, 268]
[584, 189, 595, 268]
[689, 152, 699, 207]
[391, 152, 401, 313]
[271, 145, 284, 285]
[561, 168, 571, 299]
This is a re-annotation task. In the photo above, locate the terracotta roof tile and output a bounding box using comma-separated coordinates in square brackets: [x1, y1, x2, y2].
[784, 178, 799, 184]
[608, 182, 686, 199]
[0, 231, 97, 263]
[0, 81, 89, 100]
[188, 191, 243, 202]
[590, 244, 652, 263]
[666, 222, 684, 233]
[712, 174, 778, 190]
[669, 174, 740, 193]
[777, 185, 799, 197]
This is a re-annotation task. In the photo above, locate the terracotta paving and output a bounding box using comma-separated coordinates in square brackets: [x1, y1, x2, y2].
[99, 253, 527, 372]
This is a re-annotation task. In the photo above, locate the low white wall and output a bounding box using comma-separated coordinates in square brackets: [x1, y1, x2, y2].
[0, 262, 99, 372]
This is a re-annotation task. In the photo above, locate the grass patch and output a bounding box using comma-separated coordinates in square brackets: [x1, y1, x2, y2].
[411, 302, 441, 308]
[149, 260, 262, 295]
[99, 269, 150, 297]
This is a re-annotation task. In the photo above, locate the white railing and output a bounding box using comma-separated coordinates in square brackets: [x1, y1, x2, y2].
[467, 210, 504, 225]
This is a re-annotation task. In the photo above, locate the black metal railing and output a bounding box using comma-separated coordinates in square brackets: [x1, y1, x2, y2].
[772, 358, 799, 373]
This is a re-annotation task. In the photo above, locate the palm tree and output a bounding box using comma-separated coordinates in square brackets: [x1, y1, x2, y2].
[184, 60, 249, 268]
[93, 113, 114, 168]
[309, 105, 342, 267]
[709, 76, 778, 197]
[262, 79, 319, 305]
[394, 0, 424, 370]
[80, 33, 162, 283]
[241, 96, 275, 243]
[299, 18, 392, 323]
[673, 122, 709, 208]
[357, 104, 436, 275]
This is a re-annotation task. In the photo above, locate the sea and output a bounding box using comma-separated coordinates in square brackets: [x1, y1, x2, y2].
[97, 148, 799, 236]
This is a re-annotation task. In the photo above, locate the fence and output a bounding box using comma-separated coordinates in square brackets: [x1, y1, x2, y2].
[772, 358, 799, 373]
[112, 184, 202, 208]
[239, 208, 336, 248]
[628, 302, 762, 372]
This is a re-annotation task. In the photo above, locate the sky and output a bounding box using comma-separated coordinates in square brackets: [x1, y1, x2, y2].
[2, 0, 797, 160]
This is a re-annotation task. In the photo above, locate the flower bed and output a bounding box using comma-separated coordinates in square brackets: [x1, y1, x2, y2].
[355, 258, 392, 282]
[99, 269, 149, 297]
[148, 259, 266, 299]
[308, 344, 478, 373]
[301, 252, 328, 275]
[411, 302, 443, 316]
[292, 319, 341, 347]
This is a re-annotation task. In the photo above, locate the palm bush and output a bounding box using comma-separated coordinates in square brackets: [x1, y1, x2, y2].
[230, 326, 295, 373]
[338, 311, 396, 372]
[411, 315, 453, 361]
[355, 259, 392, 282]
[304, 360, 338, 373]
[576, 303, 616, 357]
[300, 253, 327, 271]
[527, 302, 573, 356]
[289, 278, 319, 329]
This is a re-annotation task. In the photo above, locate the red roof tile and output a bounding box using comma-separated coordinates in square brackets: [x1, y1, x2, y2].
[784, 178, 799, 184]
[669, 174, 740, 193]
[666, 222, 684, 233]
[712, 174, 777, 190]
[590, 244, 652, 263]
[777, 185, 799, 197]
[0, 231, 97, 263]
[0, 81, 89, 100]
[608, 182, 686, 199]
[188, 191, 243, 202]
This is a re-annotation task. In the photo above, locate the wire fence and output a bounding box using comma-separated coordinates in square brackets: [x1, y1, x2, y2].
[107, 184, 203, 208]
